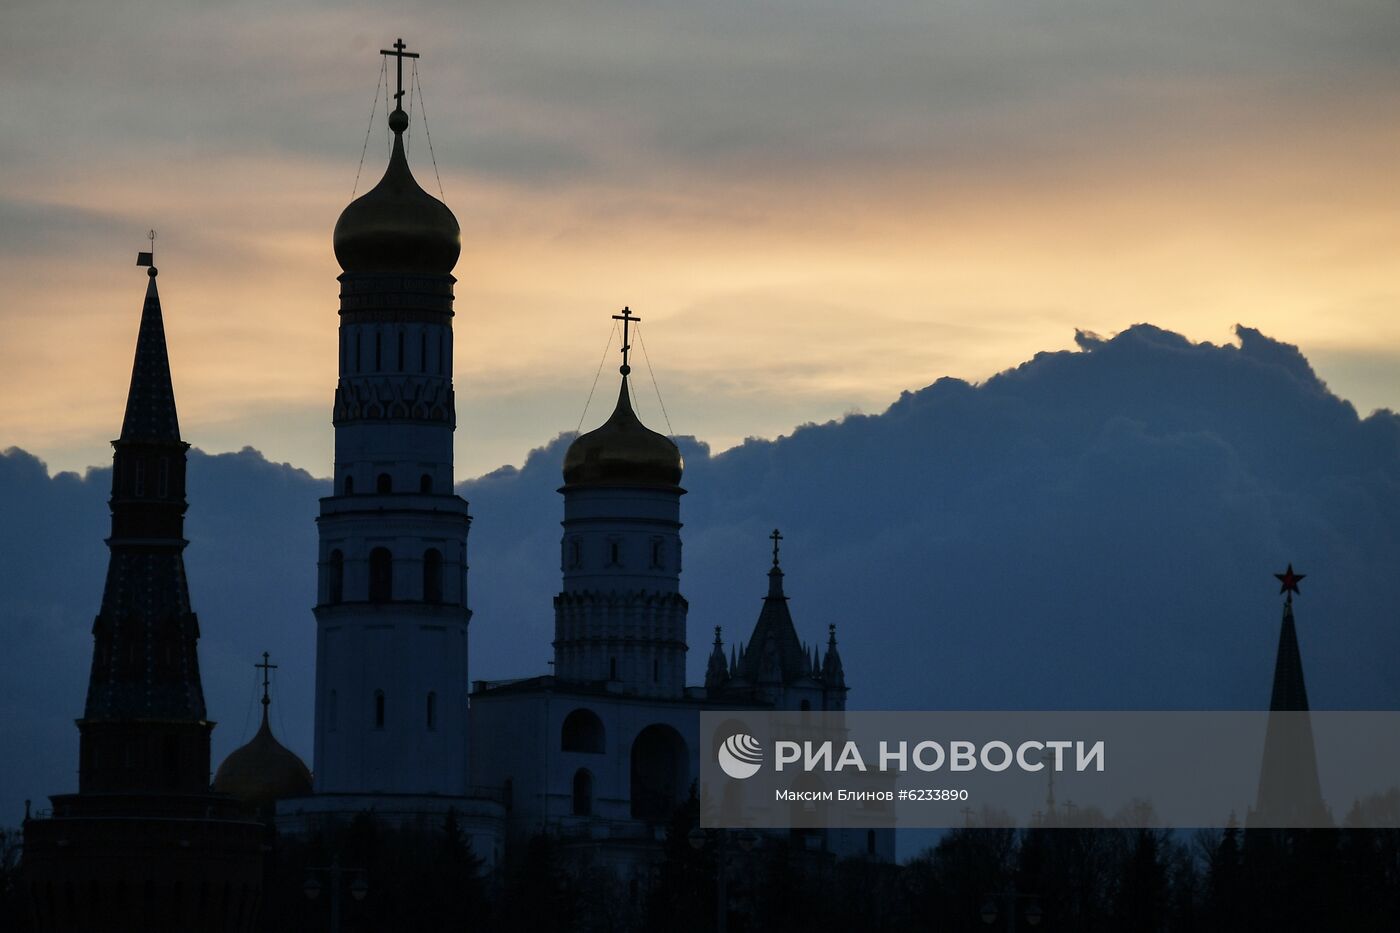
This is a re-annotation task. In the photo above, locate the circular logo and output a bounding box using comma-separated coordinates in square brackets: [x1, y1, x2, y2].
[717, 733, 764, 780]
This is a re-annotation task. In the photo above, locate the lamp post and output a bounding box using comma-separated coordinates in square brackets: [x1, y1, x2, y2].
[979, 891, 1042, 932]
[304, 853, 368, 933]
[688, 827, 759, 933]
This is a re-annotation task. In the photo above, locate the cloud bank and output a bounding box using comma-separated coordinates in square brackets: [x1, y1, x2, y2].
[2, 323, 1399, 819]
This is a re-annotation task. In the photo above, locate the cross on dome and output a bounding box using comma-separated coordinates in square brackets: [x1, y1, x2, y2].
[612, 306, 640, 375]
[255, 651, 278, 713]
[380, 38, 420, 111]
[770, 528, 783, 567]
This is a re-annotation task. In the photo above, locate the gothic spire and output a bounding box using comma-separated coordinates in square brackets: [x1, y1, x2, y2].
[1269, 576, 1309, 712]
[822, 624, 846, 688]
[119, 261, 181, 443]
[705, 626, 730, 692]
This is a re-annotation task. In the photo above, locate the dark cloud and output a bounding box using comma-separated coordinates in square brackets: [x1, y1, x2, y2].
[5, 324, 1399, 819]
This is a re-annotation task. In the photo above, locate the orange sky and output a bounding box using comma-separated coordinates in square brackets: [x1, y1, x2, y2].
[2, 0, 1398, 479]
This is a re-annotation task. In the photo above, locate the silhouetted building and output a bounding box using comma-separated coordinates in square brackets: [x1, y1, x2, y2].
[22, 263, 264, 932]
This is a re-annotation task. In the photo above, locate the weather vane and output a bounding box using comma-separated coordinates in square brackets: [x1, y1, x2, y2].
[612, 306, 640, 375]
[380, 38, 419, 111]
[136, 230, 156, 272]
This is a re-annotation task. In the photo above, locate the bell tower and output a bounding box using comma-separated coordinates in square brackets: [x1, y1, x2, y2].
[554, 309, 689, 698]
[311, 39, 473, 796]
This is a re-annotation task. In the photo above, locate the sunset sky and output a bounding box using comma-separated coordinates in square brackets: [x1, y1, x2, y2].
[3, 0, 1398, 480]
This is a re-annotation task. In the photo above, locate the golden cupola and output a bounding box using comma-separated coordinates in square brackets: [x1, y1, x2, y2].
[213, 654, 312, 816]
[332, 105, 460, 275]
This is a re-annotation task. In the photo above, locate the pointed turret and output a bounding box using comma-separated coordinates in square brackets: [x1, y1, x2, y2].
[822, 624, 846, 689]
[1250, 565, 1328, 827]
[732, 532, 810, 685]
[79, 259, 211, 793]
[705, 626, 730, 692]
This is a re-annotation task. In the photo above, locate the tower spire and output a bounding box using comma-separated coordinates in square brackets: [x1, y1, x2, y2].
[120, 239, 181, 442]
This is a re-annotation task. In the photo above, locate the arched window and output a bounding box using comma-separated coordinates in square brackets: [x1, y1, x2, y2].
[343, 475, 355, 495]
[376, 473, 392, 494]
[397, 330, 405, 371]
[653, 659, 659, 682]
[423, 549, 443, 604]
[328, 690, 338, 731]
[561, 708, 606, 753]
[630, 724, 688, 821]
[609, 657, 618, 681]
[134, 459, 146, 496]
[608, 540, 621, 566]
[328, 550, 344, 604]
[651, 539, 664, 569]
[374, 689, 385, 729]
[419, 473, 432, 493]
[426, 691, 438, 730]
[375, 331, 382, 371]
[420, 331, 427, 373]
[572, 769, 594, 816]
[369, 548, 393, 602]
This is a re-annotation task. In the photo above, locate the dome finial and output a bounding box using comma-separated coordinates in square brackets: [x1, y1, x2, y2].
[770, 528, 783, 568]
[612, 306, 639, 377]
[255, 651, 278, 726]
[380, 38, 420, 134]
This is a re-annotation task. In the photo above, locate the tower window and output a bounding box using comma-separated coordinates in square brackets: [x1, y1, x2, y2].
[653, 659, 659, 682]
[375, 331, 382, 371]
[419, 473, 432, 493]
[343, 475, 355, 496]
[369, 548, 393, 602]
[426, 691, 437, 731]
[569, 538, 582, 569]
[376, 473, 392, 494]
[158, 458, 169, 498]
[397, 330, 405, 371]
[374, 690, 385, 729]
[609, 657, 618, 681]
[423, 548, 443, 604]
[650, 539, 663, 569]
[327, 550, 344, 605]
[437, 335, 444, 374]
[328, 690, 338, 731]
[134, 459, 145, 496]
[356, 333, 362, 371]
[607, 540, 621, 566]
[420, 331, 427, 373]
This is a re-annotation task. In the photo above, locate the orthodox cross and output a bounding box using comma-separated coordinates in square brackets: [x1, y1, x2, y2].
[1275, 563, 1305, 602]
[612, 306, 640, 374]
[255, 651, 278, 712]
[380, 38, 420, 110]
[770, 528, 783, 567]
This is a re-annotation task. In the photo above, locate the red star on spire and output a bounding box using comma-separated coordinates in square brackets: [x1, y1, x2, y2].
[1275, 563, 1305, 596]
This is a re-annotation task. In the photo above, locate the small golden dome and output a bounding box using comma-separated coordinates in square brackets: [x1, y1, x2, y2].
[564, 377, 683, 487]
[333, 109, 460, 275]
[213, 716, 312, 813]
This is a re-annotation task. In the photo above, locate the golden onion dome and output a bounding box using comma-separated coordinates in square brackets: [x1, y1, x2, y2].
[564, 377, 684, 487]
[333, 107, 460, 275]
[213, 715, 312, 814]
